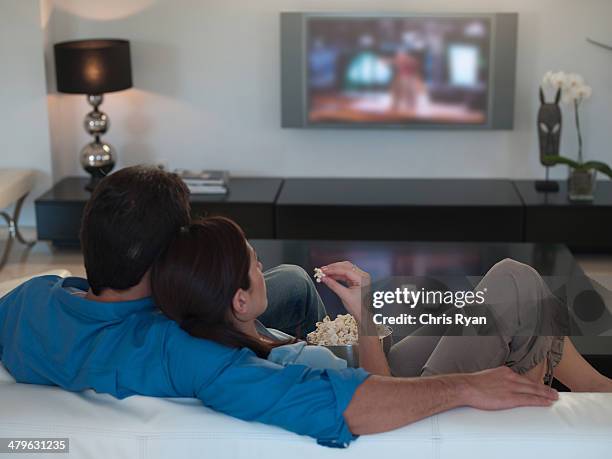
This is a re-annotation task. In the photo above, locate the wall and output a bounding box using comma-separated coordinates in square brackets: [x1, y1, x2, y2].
[42, 0, 612, 182]
[0, 0, 52, 226]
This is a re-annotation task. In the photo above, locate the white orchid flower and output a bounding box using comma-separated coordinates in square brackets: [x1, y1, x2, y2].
[540, 70, 592, 105]
[566, 73, 585, 89]
[577, 84, 592, 100]
[564, 84, 593, 104]
[542, 71, 554, 86]
[550, 71, 568, 89]
[562, 86, 579, 104]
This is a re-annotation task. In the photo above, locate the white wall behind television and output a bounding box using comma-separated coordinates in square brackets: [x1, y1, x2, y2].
[42, 0, 612, 182]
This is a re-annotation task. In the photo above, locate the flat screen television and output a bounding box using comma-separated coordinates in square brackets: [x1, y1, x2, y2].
[281, 12, 518, 129]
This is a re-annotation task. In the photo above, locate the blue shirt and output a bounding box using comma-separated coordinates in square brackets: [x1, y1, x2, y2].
[0, 276, 369, 447]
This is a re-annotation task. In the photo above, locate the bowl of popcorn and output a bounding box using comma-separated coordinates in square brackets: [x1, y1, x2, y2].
[306, 314, 393, 368]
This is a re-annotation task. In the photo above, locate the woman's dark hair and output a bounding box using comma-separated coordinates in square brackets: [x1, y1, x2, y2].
[80, 166, 191, 295]
[151, 217, 293, 358]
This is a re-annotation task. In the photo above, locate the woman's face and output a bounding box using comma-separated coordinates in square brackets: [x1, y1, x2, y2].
[245, 242, 268, 318]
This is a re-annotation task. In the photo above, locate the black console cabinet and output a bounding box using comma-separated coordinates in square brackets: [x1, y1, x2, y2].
[35, 177, 283, 246]
[514, 180, 612, 251]
[34, 178, 88, 247]
[276, 178, 524, 241]
[34, 176, 612, 251]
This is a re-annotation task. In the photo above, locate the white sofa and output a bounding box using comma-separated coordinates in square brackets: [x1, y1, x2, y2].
[1, 273, 612, 458]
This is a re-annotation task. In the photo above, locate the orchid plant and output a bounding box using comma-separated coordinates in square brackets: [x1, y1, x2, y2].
[540, 71, 612, 177]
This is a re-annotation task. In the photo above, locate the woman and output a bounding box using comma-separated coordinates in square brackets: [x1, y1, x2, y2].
[152, 217, 612, 390]
[151, 217, 351, 371]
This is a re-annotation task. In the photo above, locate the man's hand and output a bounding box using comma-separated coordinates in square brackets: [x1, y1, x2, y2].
[344, 366, 558, 435]
[459, 366, 558, 410]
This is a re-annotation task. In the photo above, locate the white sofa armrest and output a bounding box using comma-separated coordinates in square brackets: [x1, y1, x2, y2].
[0, 269, 72, 297]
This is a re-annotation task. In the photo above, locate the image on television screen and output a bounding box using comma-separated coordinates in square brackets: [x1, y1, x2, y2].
[306, 16, 492, 126]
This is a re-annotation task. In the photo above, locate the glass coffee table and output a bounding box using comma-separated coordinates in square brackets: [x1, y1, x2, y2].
[251, 239, 612, 377]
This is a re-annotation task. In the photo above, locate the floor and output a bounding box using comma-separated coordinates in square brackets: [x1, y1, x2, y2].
[571, 254, 612, 290]
[0, 228, 86, 282]
[3, 227, 612, 288]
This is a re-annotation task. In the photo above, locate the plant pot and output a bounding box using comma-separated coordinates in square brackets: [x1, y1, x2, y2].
[568, 169, 596, 201]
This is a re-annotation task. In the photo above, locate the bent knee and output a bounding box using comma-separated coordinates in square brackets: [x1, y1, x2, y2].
[276, 264, 310, 281]
[492, 258, 539, 279]
[494, 258, 526, 271]
[274, 264, 313, 291]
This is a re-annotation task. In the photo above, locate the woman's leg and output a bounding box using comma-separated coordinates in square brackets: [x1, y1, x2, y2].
[553, 337, 612, 391]
[389, 258, 567, 378]
[259, 264, 327, 338]
[388, 282, 513, 377]
[387, 308, 506, 377]
[414, 259, 612, 392]
[387, 335, 442, 377]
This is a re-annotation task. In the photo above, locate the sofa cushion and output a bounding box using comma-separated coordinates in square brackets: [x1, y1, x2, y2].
[2, 271, 612, 457]
[0, 362, 611, 458]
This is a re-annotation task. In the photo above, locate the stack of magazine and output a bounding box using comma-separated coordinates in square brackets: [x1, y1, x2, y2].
[175, 169, 229, 195]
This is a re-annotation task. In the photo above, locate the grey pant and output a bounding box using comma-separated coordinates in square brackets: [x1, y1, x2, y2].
[258, 264, 327, 338]
[388, 258, 566, 379]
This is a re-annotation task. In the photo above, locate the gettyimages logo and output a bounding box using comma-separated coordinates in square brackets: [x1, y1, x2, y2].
[372, 286, 488, 309]
[359, 272, 612, 338]
[368, 284, 489, 328]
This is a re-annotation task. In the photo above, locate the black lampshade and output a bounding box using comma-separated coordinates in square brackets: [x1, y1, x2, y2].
[54, 39, 132, 95]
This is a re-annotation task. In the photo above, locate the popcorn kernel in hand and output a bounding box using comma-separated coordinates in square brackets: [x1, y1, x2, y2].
[313, 267, 326, 283]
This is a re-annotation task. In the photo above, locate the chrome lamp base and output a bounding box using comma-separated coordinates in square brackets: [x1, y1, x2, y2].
[81, 94, 116, 191]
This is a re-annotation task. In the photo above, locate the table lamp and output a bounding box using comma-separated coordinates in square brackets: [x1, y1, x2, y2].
[54, 39, 132, 190]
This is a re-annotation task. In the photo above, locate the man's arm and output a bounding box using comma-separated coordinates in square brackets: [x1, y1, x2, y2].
[344, 366, 558, 435]
[0, 282, 21, 357]
[166, 323, 557, 446]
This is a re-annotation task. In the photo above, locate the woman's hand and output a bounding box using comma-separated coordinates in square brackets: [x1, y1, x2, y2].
[320, 262, 391, 376]
[319, 261, 371, 323]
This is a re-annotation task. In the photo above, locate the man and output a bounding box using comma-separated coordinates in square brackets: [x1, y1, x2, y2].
[0, 166, 557, 448]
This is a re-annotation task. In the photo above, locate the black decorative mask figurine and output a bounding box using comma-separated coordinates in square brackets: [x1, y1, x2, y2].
[538, 87, 562, 166]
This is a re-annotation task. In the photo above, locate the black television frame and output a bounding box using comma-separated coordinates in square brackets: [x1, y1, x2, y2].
[281, 12, 518, 130]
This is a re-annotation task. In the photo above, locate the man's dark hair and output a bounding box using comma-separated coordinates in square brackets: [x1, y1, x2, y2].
[80, 166, 191, 295]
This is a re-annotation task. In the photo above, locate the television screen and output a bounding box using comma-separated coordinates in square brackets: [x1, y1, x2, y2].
[306, 16, 492, 126]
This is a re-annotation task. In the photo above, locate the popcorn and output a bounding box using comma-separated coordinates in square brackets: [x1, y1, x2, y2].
[309, 267, 390, 346]
[307, 314, 391, 346]
[307, 314, 358, 345]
